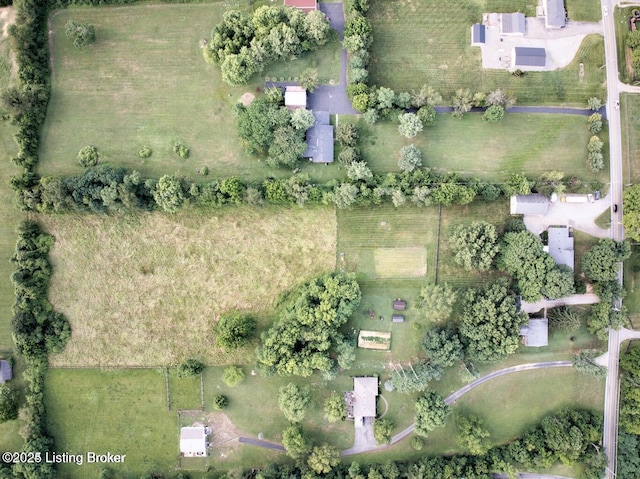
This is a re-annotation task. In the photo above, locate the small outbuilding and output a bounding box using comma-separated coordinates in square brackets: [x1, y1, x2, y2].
[0, 360, 12, 384]
[546, 226, 574, 271]
[520, 318, 549, 347]
[392, 315, 405, 323]
[284, 0, 318, 13]
[284, 86, 307, 110]
[510, 194, 549, 215]
[500, 13, 526, 36]
[471, 23, 486, 46]
[511, 47, 546, 69]
[180, 427, 207, 457]
[543, 0, 566, 29]
[393, 300, 406, 311]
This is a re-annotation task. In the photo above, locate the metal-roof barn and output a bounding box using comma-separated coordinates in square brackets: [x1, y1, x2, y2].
[512, 47, 546, 68]
[510, 194, 549, 215]
[471, 24, 486, 46]
[500, 13, 526, 35]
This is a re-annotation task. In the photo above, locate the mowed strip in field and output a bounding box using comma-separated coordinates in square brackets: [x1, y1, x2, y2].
[368, 0, 605, 104]
[360, 113, 608, 183]
[40, 206, 337, 367]
[40, 3, 341, 182]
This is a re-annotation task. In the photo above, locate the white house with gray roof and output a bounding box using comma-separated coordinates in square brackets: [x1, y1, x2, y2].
[304, 111, 334, 163]
[352, 377, 378, 421]
[180, 427, 207, 457]
[546, 226, 574, 270]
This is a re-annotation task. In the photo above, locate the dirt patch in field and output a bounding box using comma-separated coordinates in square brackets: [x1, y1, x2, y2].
[0, 6, 15, 40]
[240, 92, 255, 106]
[207, 412, 242, 454]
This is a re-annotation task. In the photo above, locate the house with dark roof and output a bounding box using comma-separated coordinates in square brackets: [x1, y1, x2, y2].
[304, 111, 334, 163]
[500, 13, 526, 35]
[471, 23, 486, 46]
[543, 0, 566, 29]
[284, 0, 318, 13]
[546, 226, 574, 270]
[0, 360, 12, 384]
[520, 318, 549, 347]
[511, 47, 546, 68]
[510, 194, 549, 215]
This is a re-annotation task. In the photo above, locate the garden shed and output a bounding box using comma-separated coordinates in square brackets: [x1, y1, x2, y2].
[520, 318, 549, 347]
[392, 315, 405, 323]
[0, 360, 12, 384]
[471, 24, 486, 46]
[180, 426, 207, 457]
[393, 300, 406, 311]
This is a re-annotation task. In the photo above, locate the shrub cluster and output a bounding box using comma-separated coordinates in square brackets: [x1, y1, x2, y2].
[203, 6, 332, 85]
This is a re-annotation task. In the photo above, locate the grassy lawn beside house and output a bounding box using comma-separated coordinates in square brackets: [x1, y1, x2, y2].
[566, 0, 602, 22]
[358, 113, 607, 184]
[620, 93, 640, 184]
[39, 206, 337, 367]
[368, 0, 605, 105]
[40, 2, 342, 183]
[615, 7, 636, 84]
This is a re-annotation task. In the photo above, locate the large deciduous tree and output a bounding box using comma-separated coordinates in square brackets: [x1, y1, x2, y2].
[257, 273, 361, 377]
[623, 184, 640, 241]
[397, 113, 423, 138]
[414, 391, 450, 437]
[456, 414, 491, 456]
[278, 383, 310, 422]
[0, 384, 18, 422]
[215, 312, 256, 350]
[458, 279, 527, 361]
[152, 175, 185, 213]
[282, 424, 311, 458]
[324, 392, 347, 422]
[421, 325, 463, 367]
[398, 144, 422, 173]
[449, 221, 499, 271]
[582, 239, 631, 281]
[307, 444, 340, 474]
[416, 282, 457, 322]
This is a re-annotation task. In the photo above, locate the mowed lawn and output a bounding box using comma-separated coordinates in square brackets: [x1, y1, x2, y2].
[621, 93, 640, 184]
[337, 205, 439, 362]
[359, 113, 608, 183]
[45, 369, 182, 478]
[368, 0, 605, 104]
[40, 206, 337, 367]
[40, 2, 341, 182]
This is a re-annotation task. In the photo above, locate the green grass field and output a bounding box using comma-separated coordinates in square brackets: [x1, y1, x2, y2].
[621, 93, 640, 184]
[566, 0, 603, 22]
[169, 370, 202, 411]
[368, 0, 605, 105]
[358, 113, 608, 183]
[39, 206, 337, 367]
[615, 7, 636, 84]
[40, 2, 342, 183]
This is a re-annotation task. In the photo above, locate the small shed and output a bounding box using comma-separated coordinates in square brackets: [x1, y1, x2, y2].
[0, 360, 12, 384]
[393, 300, 406, 311]
[392, 315, 405, 323]
[500, 13, 526, 36]
[511, 47, 547, 69]
[471, 24, 486, 46]
[510, 194, 549, 215]
[520, 318, 549, 347]
[284, 86, 307, 110]
[180, 427, 207, 457]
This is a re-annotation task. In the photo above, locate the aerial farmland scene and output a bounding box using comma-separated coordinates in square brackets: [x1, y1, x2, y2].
[4, 0, 640, 478]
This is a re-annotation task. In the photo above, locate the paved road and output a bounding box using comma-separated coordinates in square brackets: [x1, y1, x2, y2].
[342, 361, 572, 456]
[238, 437, 286, 452]
[602, 2, 627, 478]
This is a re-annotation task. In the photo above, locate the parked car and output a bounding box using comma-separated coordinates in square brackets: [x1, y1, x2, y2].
[595, 190, 601, 200]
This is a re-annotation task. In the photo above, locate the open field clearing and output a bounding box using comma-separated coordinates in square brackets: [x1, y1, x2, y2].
[368, 0, 605, 104]
[372, 247, 426, 278]
[40, 2, 341, 182]
[615, 7, 636, 84]
[359, 113, 608, 184]
[621, 93, 640, 183]
[40, 206, 336, 367]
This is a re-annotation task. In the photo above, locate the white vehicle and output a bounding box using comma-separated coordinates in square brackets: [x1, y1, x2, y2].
[561, 194, 594, 203]
[603, 5, 608, 16]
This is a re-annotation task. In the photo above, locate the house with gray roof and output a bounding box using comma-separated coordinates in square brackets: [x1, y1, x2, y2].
[546, 226, 574, 270]
[180, 426, 207, 457]
[471, 23, 486, 46]
[352, 377, 378, 420]
[510, 194, 549, 215]
[512, 47, 546, 69]
[543, 0, 566, 29]
[500, 13, 526, 35]
[304, 111, 334, 163]
[0, 360, 12, 384]
[520, 318, 549, 347]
